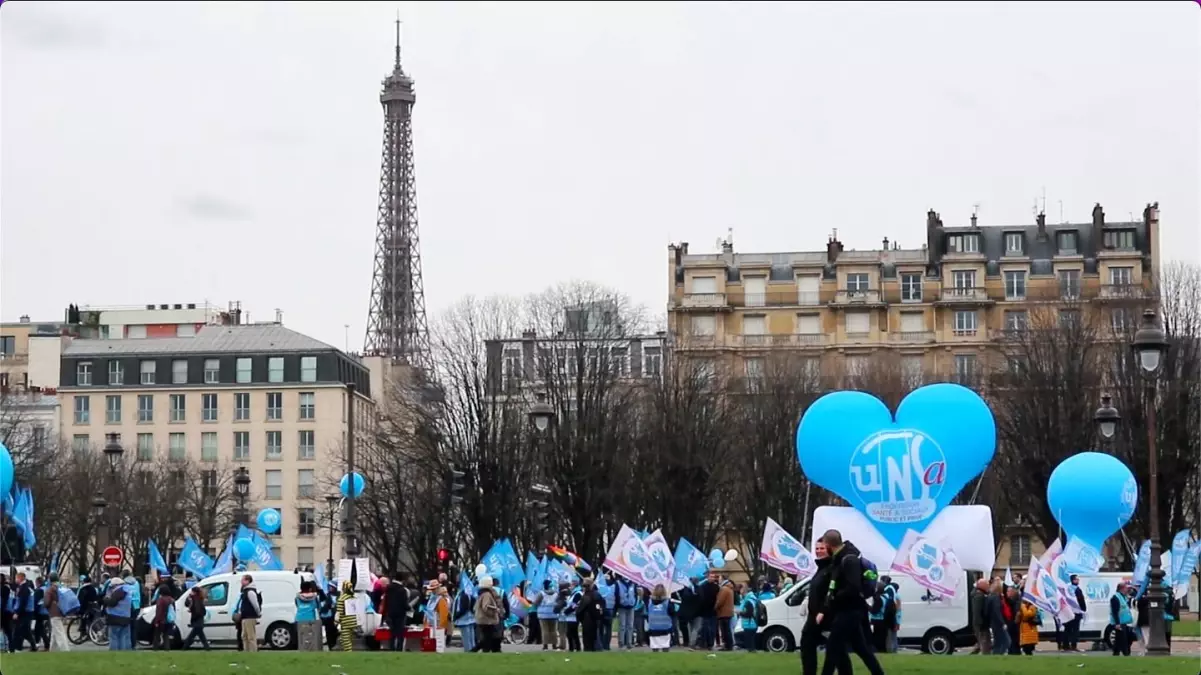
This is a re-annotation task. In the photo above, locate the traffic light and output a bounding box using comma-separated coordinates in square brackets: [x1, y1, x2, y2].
[436, 548, 451, 564]
[446, 465, 466, 507]
[530, 483, 552, 531]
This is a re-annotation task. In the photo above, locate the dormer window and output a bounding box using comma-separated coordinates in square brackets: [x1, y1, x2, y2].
[1057, 231, 1078, 255]
[947, 233, 980, 254]
[1103, 229, 1136, 251]
[1004, 232, 1024, 255]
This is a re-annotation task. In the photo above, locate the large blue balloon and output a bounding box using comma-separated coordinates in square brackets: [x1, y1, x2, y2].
[233, 538, 257, 562]
[339, 472, 365, 499]
[796, 383, 996, 547]
[0, 442, 12, 500]
[1047, 452, 1137, 571]
[256, 508, 281, 535]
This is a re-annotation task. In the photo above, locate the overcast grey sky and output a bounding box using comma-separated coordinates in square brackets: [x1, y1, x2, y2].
[2, 1, 1198, 348]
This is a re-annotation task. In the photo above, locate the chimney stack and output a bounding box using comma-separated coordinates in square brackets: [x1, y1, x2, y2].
[882, 236, 889, 250]
[826, 229, 844, 263]
[1092, 203, 1104, 227]
[970, 213, 978, 228]
[1036, 212, 1047, 239]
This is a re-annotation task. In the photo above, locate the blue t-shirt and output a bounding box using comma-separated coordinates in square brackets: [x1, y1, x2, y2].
[295, 595, 319, 622]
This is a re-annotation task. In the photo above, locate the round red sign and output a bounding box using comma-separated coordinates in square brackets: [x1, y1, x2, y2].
[102, 546, 124, 567]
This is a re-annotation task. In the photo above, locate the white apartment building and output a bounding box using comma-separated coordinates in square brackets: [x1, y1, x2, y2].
[57, 324, 373, 569]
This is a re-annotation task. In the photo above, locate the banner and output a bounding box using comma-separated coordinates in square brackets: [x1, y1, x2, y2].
[482, 539, 524, 594]
[1131, 540, 1151, 588]
[1047, 555, 1081, 622]
[211, 535, 234, 575]
[1021, 557, 1061, 615]
[642, 530, 678, 590]
[1038, 538, 1062, 569]
[759, 517, 817, 579]
[1170, 530, 1191, 586]
[888, 529, 962, 597]
[1059, 537, 1104, 575]
[673, 538, 708, 584]
[1177, 540, 1201, 593]
[603, 524, 669, 591]
[177, 537, 215, 579]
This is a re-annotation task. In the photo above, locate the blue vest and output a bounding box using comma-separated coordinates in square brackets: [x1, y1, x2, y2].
[37, 586, 50, 616]
[295, 596, 318, 623]
[131, 581, 142, 610]
[560, 590, 581, 623]
[647, 599, 671, 631]
[20, 585, 35, 613]
[537, 590, 559, 619]
[108, 584, 134, 618]
[4, 591, 14, 613]
[618, 581, 635, 608]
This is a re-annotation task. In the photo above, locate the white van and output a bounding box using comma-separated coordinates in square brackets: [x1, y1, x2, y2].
[745, 574, 974, 655]
[137, 571, 314, 650]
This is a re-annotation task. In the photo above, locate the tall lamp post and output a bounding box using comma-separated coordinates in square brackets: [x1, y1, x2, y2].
[233, 467, 251, 531]
[1130, 308, 1170, 655]
[528, 392, 557, 550]
[1094, 394, 1120, 446]
[91, 493, 108, 574]
[325, 494, 340, 584]
[102, 433, 124, 571]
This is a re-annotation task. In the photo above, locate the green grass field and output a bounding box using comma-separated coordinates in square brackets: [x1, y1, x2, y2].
[3, 652, 1199, 675]
[1174, 619, 1200, 638]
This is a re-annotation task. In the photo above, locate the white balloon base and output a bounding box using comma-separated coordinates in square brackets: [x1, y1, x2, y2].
[809, 505, 996, 574]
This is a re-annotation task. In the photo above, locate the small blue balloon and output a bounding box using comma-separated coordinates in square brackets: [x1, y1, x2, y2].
[233, 538, 257, 562]
[0, 442, 12, 499]
[1047, 452, 1137, 568]
[796, 383, 996, 547]
[339, 472, 365, 499]
[708, 549, 725, 570]
[256, 508, 281, 535]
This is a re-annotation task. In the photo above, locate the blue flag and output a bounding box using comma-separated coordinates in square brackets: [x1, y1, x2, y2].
[177, 537, 214, 579]
[49, 552, 60, 575]
[148, 540, 170, 574]
[211, 535, 234, 576]
[313, 562, 329, 591]
[236, 524, 284, 571]
[458, 570, 477, 598]
[673, 538, 708, 584]
[11, 487, 35, 551]
[524, 552, 540, 587]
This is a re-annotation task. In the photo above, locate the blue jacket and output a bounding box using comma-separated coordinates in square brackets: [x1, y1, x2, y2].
[295, 594, 319, 622]
[739, 593, 758, 631]
[617, 580, 636, 609]
[535, 590, 559, 620]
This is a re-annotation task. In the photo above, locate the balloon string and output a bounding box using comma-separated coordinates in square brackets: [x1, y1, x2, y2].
[800, 481, 812, 543]
[967, 467, 987, 505]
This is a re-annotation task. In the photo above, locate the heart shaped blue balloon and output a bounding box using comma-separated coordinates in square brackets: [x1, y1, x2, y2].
[796, 383, 996, 547]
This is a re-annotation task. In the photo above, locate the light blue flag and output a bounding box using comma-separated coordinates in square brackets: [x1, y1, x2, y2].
[459, 570, 477, 598]
[595, 572, 615, 608]
[11, 488, 35, 551]
[177, 537, 214, 579]
[1170, 530, 1190, 583]
[547, 559, 578, 586]
[49, 552, 60, 575]
[1177, 540, 1200, 588]
[524, 552, 540, 587]
[500, 539, 523, 592]
[1, 492, 12, 517]
[674, 538, 708, 583]
[211, 534, 234, 576]
[148, 540, 170, 574]
[482, 541, 509, 588]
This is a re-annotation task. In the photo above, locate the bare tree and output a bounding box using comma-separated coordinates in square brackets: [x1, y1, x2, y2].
[178, 462, 243, 553]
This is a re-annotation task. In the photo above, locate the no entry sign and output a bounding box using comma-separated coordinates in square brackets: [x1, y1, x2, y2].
[102, 546, 124, 568]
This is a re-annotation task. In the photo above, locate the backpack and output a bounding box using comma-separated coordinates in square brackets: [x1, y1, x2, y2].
[859, 556, 880, 599]
[753, 597, 768, 628]
[57, 587, 81, 616]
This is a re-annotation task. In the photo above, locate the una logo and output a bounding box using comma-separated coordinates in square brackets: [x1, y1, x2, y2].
[850, 429, 946, 524]
[1120, 477, 1138, 513]
[623, 538, 649, 569]
[773, 531, 802, 559]
[1085, 581, 1112, 601]
[1037, 570, 1057, 600]
[796, 552, 812, 570]
[648, 543, 671, 571]
[911, 542, 939, 571]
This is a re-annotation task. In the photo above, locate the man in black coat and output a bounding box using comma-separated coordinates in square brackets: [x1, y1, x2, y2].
[801, 540, 846, 675]
[677, 585, 698, 647]
[384, 573, 410, 651]
[696, 572, 720, 650]
[817, 530, 884, 675]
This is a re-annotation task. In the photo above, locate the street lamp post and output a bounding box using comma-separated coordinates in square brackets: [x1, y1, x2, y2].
[344, 382, 359, 558]
[325, 494, 340, 585]
[102, 433, 124, 572]
[1131, 308, 1170, 656]
[233, 467, 251, 533]
[91, 493, 108, 574]
[527, 392, 557, 550]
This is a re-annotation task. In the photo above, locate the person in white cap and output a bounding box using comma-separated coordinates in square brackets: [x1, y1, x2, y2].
[473, 576, 502, 653]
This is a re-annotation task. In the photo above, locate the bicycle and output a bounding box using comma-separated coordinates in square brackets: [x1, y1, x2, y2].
[66, 607, 105, 645]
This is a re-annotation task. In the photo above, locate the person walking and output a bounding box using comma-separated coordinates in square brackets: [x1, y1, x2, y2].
[102, 575, 135, 651]
[335, 581, 358, 652]
[43, 574, 70, 652]
[646, 584, 675, 652]
[424, 581, 451, 650]
[969, 579, 991, 654]
[182, 586, 210, 650]
[295, 581, 321, 651]
[816, 529, 885, 675]
[236, 574, 262, 653]
[1065, 575, 1086, 651]
[473, 576, 503, 653]
[12, 573, 37, 652]
[736, 582, 759, 651]
[984, 579, 1010, 655]
[453, 582, 477, 652]
[151, 580, 176, 650]
[800, 540, 840, 675]
[383, 572, 410, 651]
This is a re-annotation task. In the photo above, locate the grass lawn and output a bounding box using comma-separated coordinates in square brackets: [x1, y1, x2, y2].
[4, 652, 1200, 675]
[1174, 619, 1200, 638]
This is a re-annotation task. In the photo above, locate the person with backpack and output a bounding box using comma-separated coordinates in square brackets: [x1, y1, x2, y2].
[182, 586, 210, 650]
[736, 583, 761, 651]
[816, 529, 885, 675]
[646, 584, 675, 652]
[236, 574, 262, 653]
[44, 573, 74, 652]
[452, 581, 477, 652]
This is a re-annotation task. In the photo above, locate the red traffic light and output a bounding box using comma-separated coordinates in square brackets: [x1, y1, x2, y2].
[436, 548, 451, 562]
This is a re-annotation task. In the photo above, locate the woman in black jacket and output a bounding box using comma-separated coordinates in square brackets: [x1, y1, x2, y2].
[800, 541, 833, 675]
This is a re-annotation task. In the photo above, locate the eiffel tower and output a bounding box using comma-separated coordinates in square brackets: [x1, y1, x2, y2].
[363, 20, 431, 372]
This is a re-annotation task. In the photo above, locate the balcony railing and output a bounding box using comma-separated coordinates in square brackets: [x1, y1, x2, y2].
[730, 333, 828, 347]
[938, 287, 991, 303]
[1098, 284, 1144, 300]
[888, 331, 934, 343]
[729, 290, 823, 308]
[680, 293, 727, 308]
[832, 289, 882, 305]
[844, 331, 873, 341]
[0, 353, 29, 365]
[951, 327, 980, 337]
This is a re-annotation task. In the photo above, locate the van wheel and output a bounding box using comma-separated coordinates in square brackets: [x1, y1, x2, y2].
[762, 627, 795, 653]
[1102, 624, 1116, 650]
[922, 628, 954, 655]
[267, 621, 296, 650]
